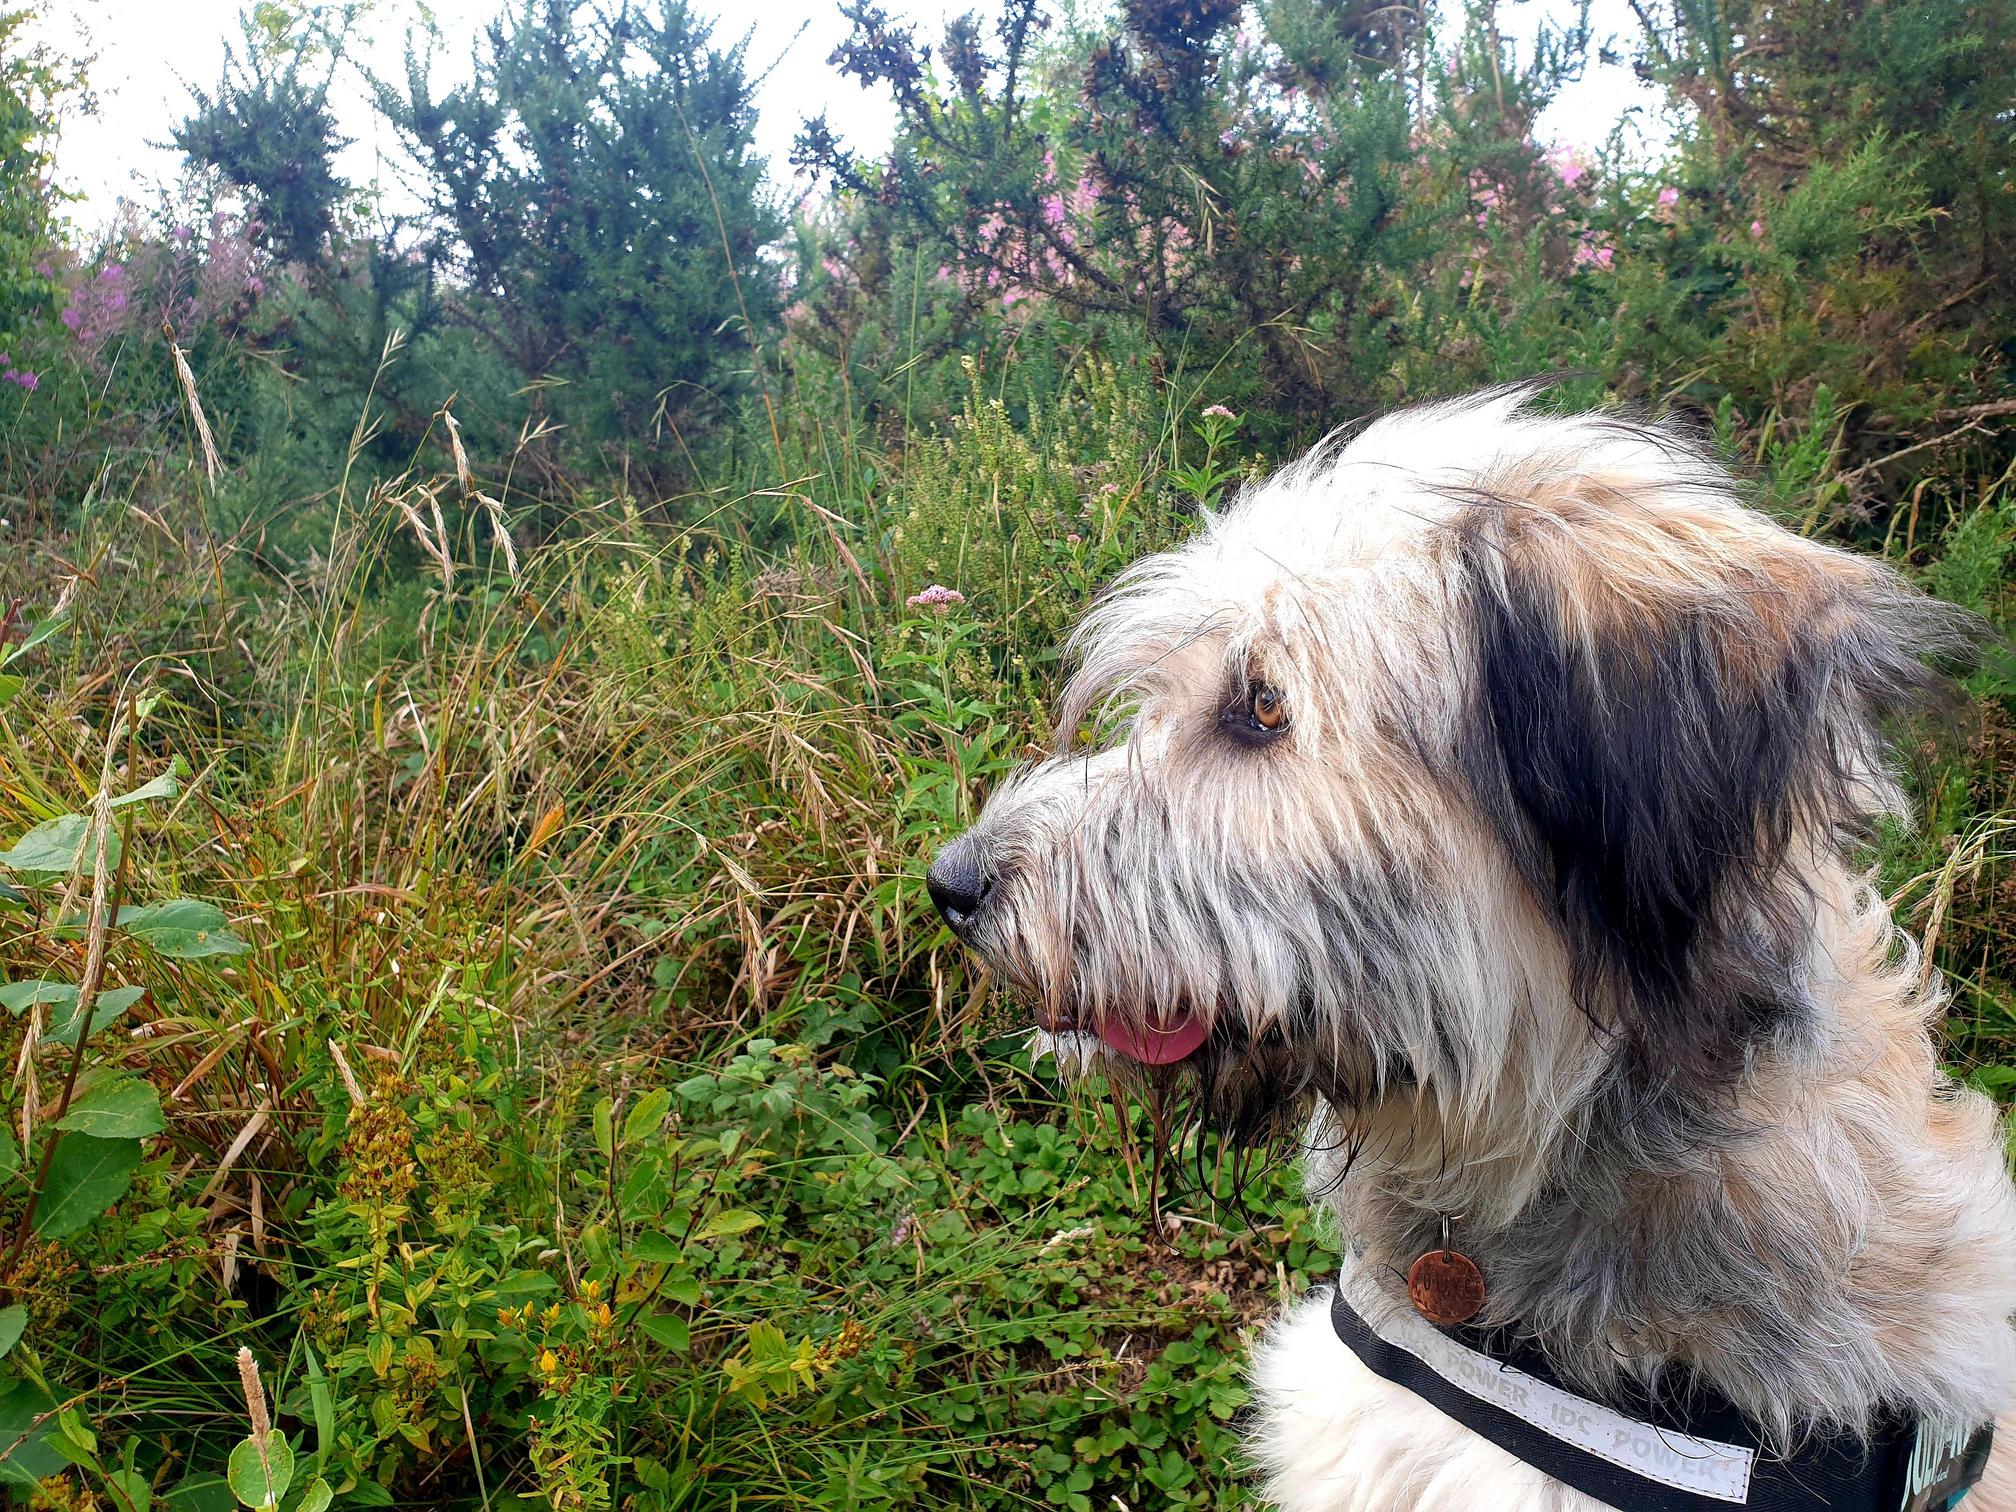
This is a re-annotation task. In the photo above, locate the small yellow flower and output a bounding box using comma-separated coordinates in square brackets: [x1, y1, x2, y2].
[580, 1279, 602, 1301]
[539, 1348, 559, 1376]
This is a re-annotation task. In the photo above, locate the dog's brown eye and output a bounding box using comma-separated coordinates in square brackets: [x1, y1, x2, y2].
[1252, 684, 1286, 730]
[1220, 679, 1289, 743]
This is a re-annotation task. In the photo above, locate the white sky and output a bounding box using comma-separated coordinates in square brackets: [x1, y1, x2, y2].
[40, 0, 1668, 234]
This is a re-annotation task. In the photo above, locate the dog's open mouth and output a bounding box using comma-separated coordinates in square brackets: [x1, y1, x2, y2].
[1036, 1006, 1209, 1066]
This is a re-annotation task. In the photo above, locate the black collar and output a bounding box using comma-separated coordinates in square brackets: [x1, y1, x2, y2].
[1328, 1259, 1992, 1512]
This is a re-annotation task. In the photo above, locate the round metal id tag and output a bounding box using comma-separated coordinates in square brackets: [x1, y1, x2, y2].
[1407, 1248, 1486, 1326]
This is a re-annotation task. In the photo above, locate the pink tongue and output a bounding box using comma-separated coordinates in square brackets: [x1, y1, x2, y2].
[1097, 1010, 1209, 1066]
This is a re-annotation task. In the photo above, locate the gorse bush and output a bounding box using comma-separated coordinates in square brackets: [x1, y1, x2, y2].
[0, 0, 2011, 1506]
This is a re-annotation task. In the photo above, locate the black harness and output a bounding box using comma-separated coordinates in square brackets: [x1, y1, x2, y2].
[1328, 1266, 1992, 1512]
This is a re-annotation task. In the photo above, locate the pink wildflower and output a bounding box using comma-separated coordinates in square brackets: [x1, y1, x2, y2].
[1750, 220, 1765, 239]
[1549, 147, 1588, 189]
[1202, 404, 1237, 419]
[1573, 232, 1616, 270]
[1656, 186, 1679, 209]
[905, 584, 966, 614]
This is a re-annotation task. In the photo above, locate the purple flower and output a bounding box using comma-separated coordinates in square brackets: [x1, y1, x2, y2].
[5, 371, 37, 390]
[905, 584, 966, 614]
[172, 225, 193, 243]
[1040, 194, 1065, 227]
[99, 264, 124, 281]
[1573, 232, 1616, 270]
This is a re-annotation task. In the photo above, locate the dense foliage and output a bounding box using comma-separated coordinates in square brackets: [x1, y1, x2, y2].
[0, 0, 2010, 1508]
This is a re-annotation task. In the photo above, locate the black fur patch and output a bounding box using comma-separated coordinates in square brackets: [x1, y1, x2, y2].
[1454, 504, 1975, 1090]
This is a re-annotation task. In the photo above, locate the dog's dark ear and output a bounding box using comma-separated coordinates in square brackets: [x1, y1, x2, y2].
[1455, 482, 1973, 1088]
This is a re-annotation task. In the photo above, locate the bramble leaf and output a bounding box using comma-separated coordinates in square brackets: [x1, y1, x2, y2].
[33, 1135, 143, 1239]
[56, 1076, 165, 1139]
[118, 900, 249, 959]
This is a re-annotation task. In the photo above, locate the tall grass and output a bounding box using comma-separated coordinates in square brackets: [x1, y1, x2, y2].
[0, 358, 1364, 1509]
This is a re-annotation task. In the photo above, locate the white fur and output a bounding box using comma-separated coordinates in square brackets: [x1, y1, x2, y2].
[940, 389, 2016, 1510]
[1249, 1293, 2016, 1512]
[1249, 1291, 1603, 1512]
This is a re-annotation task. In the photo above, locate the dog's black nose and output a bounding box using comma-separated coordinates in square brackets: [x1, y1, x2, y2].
[927, 836, 994, 933]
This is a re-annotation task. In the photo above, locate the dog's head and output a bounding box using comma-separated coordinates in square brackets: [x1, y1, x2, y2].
[928, 388, 1972, 1167]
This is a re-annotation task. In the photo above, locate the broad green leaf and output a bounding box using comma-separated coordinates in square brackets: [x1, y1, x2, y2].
[107, 1467, 153, 1512]
[56, 1076, 165, 1139]
[663, 1269, 702, 1307]
[621, 1087, 671, 1145]
[0, 1123, 17, 1183]
[592, 1094, 614, 1159]
[117, 900, 249, 959]
[50, 1405, 96, 1463]
[4, 613, 66, 663]
[226, 1429, 293, 1510]
[0, 1379, 63, 1488]
[288, 1479, 331, 1512]
[160, 1475, 235, 1512]
[111, 767, 180, 809]
[0, 674, 20, 709]
[33, 1135, 143, 1239]
[0, 815, 119, 877]
[615, 1152, 664, 1220]
[0, 1307, 26, 1361]
[44, 986, 146, 1048]
[693, 1208, 763, 1242]
[637, 1312, 690, 1353]
[0, 981, 76, 1014]
[629, 1231, 682, 1265]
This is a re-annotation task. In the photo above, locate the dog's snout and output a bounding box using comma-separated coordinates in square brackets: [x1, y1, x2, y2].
[927, 836, 994, 933]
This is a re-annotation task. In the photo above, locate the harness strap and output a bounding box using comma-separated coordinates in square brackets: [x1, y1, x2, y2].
[1327, 1258, 1991, 1512]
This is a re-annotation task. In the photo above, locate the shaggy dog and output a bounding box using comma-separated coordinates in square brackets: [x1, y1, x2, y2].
[926, 388, 2016, 1511]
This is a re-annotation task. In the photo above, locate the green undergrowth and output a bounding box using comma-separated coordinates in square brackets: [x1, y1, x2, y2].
[0, 361, 2009, 1511]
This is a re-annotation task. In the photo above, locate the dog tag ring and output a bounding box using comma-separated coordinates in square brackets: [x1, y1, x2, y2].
[1407, 1246, 1485, 1326]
